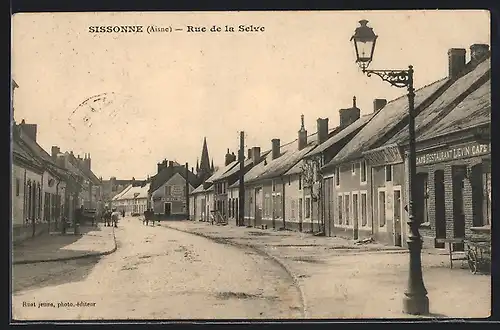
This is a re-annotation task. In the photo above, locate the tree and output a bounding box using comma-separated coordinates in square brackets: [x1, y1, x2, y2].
[300, 155, 325, 234]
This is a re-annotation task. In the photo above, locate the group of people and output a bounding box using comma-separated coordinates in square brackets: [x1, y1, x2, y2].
[143, 209, 156, 226]
[102, 208, 121, 227]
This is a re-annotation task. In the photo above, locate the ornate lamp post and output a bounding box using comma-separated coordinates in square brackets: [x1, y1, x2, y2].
[350, 19, 429, 315]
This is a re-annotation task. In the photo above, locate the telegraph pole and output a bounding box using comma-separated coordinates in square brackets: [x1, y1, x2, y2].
[238, 131, 245, 226]
[185, 162, 190, 220]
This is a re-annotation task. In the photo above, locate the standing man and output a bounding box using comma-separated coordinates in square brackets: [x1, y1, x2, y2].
[111, 208, 120, 228]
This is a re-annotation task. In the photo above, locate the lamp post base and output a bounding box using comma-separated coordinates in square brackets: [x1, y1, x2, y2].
[403, 294, 429, 315]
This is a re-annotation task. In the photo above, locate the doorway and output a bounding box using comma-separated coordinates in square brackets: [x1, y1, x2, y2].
[393, 188, 402, 247]
[298, 198, 303, 232]
[434, 170, 446, 248]
[254, 188, 262, 227]
[452, 166, 466, 251]
[164, 202, 172, 216]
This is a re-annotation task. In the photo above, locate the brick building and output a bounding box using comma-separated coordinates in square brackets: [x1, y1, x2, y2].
[322, 44, 490, 247]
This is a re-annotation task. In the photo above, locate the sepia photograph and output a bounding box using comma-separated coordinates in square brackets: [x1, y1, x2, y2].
[10, 10, 491, 321]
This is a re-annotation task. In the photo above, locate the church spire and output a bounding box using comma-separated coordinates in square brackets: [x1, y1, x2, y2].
[198, 137, 212, 182]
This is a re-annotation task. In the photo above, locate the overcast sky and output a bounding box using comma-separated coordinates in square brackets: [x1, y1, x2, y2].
[12, 10, 490, 180]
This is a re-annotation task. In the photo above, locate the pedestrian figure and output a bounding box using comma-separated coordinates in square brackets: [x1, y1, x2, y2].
[111, 208, 120, 228]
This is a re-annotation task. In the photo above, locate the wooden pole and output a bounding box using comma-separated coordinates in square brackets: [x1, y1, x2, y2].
[238, 131, 245, 226]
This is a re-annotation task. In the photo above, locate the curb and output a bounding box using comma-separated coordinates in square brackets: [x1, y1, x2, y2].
[13, 227, 117, 265]
[162, 224, 309, 318]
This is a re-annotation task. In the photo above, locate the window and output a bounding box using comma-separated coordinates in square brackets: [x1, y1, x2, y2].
[352, 163, 356, 175]
[379, 191, 386, 227]
[361, 161, 367, 183]
[273, 194, 282, 219]
[291, 199, 296, 219]
[335, 167, 340, 186]
[165, 186, 172, 196]
[305, 197, 311, 218]
[344, 194, 350, 226]
[385, 165, 392, 182]
[298, 198, 303, 219]
[15, 178, 20, 196]
[299, 175, 302, 190]
[360, 192, 367, 226]
[272, 180, 276, 192]
[337, 195, 343, 224]
[352, 193, 359, 226]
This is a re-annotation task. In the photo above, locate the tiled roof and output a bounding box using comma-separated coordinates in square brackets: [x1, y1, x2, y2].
[205, 160, 239, 183]
[112, 184, 133, 201]
[12, 138, 44, 169]
[308, 113, 376, 157]
[385, 58, 491, 146]
[190, 184, 206, 194]
[326, 78, 448, 167]
[114, 183, 150, 200]
[149, 165, 200, 193]
[243, 133, 320, 184]
[418, 78, 490, 141]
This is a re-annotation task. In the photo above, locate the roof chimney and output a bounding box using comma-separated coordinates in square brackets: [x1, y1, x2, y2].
[316, 118, 329, 145]
[448, 48, 466, 78]
[19, 121, 38, 142]
[51, 146, 60, 161]
[339, 96, 361, 128]
[298, 114, 308, 150]
[247, 148, 253, 160]
[271, 139, 281, 160]
[252, 147, 261, 165]
[373, 98, 387, 113]
[470, 44, 490, 63]
[224, 148, 232, 166]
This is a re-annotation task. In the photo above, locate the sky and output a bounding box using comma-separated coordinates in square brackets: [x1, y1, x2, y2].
[11, 10, 490, 180]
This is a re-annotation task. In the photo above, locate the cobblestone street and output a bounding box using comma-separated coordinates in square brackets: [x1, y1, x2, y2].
[12, 217, 303, 320]
[162, 220, 492, 319]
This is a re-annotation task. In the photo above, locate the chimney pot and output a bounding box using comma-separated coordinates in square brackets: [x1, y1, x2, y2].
[298, 115, 308, 150]
[448, 48, 466, 78]
[271, 139, 281, 160]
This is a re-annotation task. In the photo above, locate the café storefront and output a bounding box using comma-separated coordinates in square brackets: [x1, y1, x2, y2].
[413, 140, 491, 249]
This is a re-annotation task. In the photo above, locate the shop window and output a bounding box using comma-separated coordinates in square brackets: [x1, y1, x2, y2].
[415, 173, 430, 224]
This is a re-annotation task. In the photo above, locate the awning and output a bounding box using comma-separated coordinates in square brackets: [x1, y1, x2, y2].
[362, 143, 404, 167]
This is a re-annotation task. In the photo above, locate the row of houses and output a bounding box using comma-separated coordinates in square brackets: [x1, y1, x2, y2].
[11, 81, 103, 243]
[189, 43, 491, 249]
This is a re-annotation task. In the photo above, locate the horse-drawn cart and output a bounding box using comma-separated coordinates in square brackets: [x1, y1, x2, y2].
[465, 228, 491, 274]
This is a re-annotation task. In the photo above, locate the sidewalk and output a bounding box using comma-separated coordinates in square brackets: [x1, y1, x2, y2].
[13, 224, 117, 264]
[162, 220, 491, 319]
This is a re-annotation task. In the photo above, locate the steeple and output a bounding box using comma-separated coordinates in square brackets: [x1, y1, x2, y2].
[197, 137, 212, 182]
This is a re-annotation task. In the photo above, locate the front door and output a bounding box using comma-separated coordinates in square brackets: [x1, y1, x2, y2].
[393, 188, 402, 247]
[434, 170, 446, 248]
[452, 166, 466, 251]
[164, 202, 172, 216]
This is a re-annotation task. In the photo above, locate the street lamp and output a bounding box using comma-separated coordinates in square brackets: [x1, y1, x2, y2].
[351, 19, 429, 315]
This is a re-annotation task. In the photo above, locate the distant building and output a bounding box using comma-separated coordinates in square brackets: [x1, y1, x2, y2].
[148, 161, 200, 219]
[101, 176, 149, 205]
[111, 181, 150, 215]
